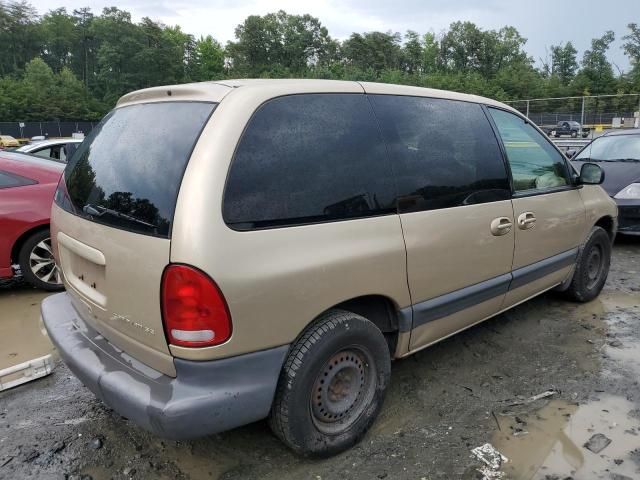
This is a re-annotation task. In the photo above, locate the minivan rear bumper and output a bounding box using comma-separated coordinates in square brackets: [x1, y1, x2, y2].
[42, 293, 289, 440]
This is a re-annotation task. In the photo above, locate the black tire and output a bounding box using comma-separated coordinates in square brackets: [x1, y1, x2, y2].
[18, 229, 64, 291]
[571, 131, 578, 138]
[269, 309, 391, 457]
[564, 226, 611, 302]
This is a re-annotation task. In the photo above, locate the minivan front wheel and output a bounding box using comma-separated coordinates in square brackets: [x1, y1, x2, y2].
[564, 226, 611, 302]
[269, 309, 391, 457]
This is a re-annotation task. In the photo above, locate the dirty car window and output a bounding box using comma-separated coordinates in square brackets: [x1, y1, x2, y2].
[56, 102, 215, 237]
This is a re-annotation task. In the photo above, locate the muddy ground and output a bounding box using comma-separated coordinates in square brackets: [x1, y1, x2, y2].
[1, 237, 639, 480]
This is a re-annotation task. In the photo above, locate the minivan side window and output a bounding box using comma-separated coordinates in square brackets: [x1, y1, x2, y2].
[223, 94, 396, 230]
[370, 95, 510, 213]
[488, 108, 570, 192]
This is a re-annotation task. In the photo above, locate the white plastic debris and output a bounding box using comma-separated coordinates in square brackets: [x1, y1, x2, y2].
[471, 443, 508, 480]
[508, 389, 558, 406]
[0, 354, 55, 391]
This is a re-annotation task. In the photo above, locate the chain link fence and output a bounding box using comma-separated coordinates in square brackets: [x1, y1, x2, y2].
[0, 121, 97, 140]
[504, 94, 640, 131]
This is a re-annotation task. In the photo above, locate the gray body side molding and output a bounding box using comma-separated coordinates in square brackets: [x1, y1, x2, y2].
[400, 247, 579, 331]
[42, 293, 289, 440]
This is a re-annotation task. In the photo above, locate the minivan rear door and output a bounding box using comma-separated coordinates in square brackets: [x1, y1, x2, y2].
[368, 92, 515, 351]
[52, 101, 216, 376]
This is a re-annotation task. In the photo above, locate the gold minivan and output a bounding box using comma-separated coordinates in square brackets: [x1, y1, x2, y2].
[43, 80, 617, 456]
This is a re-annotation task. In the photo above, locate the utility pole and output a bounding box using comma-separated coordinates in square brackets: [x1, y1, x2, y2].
[526, 100, 530, 119]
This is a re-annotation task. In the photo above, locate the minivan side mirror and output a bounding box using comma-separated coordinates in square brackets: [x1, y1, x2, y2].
[565, 149, 577, 159]
[579, 163, 605, 185]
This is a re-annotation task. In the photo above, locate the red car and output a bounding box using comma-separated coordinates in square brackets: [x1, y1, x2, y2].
[0, 151, 65, 290]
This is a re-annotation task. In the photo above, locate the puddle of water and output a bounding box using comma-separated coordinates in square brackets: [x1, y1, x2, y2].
[163, 441, 239, 480]
[492, 396, 640, 479]
[590, 291, 640, 377]
[0, 287, 55, 371]
[599, 291, 640, 310]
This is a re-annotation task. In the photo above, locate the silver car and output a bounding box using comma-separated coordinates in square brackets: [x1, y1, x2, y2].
[16, 138, 83, 163]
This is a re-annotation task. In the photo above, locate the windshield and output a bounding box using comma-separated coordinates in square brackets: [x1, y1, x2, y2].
[55, 101, 216, 237]
[575, 134, 640, 162]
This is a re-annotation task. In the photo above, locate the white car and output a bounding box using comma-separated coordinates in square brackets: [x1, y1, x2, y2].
[16, 138, 83, 163]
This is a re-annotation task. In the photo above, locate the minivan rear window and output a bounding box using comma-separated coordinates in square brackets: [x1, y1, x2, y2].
[56, 102, 215, 237]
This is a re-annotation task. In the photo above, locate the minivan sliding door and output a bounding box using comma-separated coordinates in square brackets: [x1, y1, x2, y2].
[369, 94, 515, 352]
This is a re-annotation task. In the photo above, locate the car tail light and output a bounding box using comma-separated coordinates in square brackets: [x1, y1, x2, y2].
[161, 264, 232, 347]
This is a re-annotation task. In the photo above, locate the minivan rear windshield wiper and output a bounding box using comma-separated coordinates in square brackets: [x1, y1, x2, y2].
[83, 203, 158, 229]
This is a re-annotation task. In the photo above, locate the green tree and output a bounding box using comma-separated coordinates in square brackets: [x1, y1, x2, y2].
[0, 5, 634, 122]
[550, 42, 578, 84]
[623, 23, 640, 87]
[623, 23, 640, 64]
[342, 31, 403, 72]
[402, 30, 423, 74]
[40, 7, 77, 72]
[191, 35, 225, 80]
[574, 31, 616, 94]
[439, 21, 483, 72]
[227, 11, 335, 76]
[134, 18, 188, 87]
[422, 32, 440, 73]
[0, 1, 41, 75]
[71, 7, 95, 88]
[91, 7, 144, 104]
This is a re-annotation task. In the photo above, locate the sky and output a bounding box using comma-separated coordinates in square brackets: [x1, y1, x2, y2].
[35, 0, 640, 72]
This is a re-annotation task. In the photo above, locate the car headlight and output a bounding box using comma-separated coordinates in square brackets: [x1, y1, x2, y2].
[614, 183, 640, 199]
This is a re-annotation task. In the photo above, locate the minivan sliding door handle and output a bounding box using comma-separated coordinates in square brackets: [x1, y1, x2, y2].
[490, 217, 513, 236]
[517, 212, 536, 230]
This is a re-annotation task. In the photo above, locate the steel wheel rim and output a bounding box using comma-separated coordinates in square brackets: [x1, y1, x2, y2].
[585, 244, 603, 290]
[310, 347, 376, 435]
[29, 238, 61, 285]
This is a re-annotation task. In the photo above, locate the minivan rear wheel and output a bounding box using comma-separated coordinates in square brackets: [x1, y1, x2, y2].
[269, 309, 391, 457]
[564, 226, 611, 302]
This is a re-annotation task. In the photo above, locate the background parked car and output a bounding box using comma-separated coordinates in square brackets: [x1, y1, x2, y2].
[0, 135, 20, 150]
[0, 151, 65, 290]
[16, 138, 82, 163]
[543, 121, 590, 138]
[571, 128, 640, 235]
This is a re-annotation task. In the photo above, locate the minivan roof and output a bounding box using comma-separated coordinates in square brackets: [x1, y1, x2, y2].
[117, 79, 516, 112]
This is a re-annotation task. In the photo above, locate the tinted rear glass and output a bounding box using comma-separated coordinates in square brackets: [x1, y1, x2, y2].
[56, 102, 215, 237]
[371, 95, 510, 212]
[223, 94, 396, 230]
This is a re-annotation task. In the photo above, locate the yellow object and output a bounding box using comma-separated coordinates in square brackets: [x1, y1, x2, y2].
[0, 135, 19, 148]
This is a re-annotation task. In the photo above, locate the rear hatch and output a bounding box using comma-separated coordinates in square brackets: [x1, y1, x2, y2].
[51, 101, 216, 376]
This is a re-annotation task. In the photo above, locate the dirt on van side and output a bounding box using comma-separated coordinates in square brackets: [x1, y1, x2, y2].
[1, 237, 639, 480]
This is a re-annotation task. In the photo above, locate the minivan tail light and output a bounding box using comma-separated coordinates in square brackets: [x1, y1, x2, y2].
[161, 264, 232, 347]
